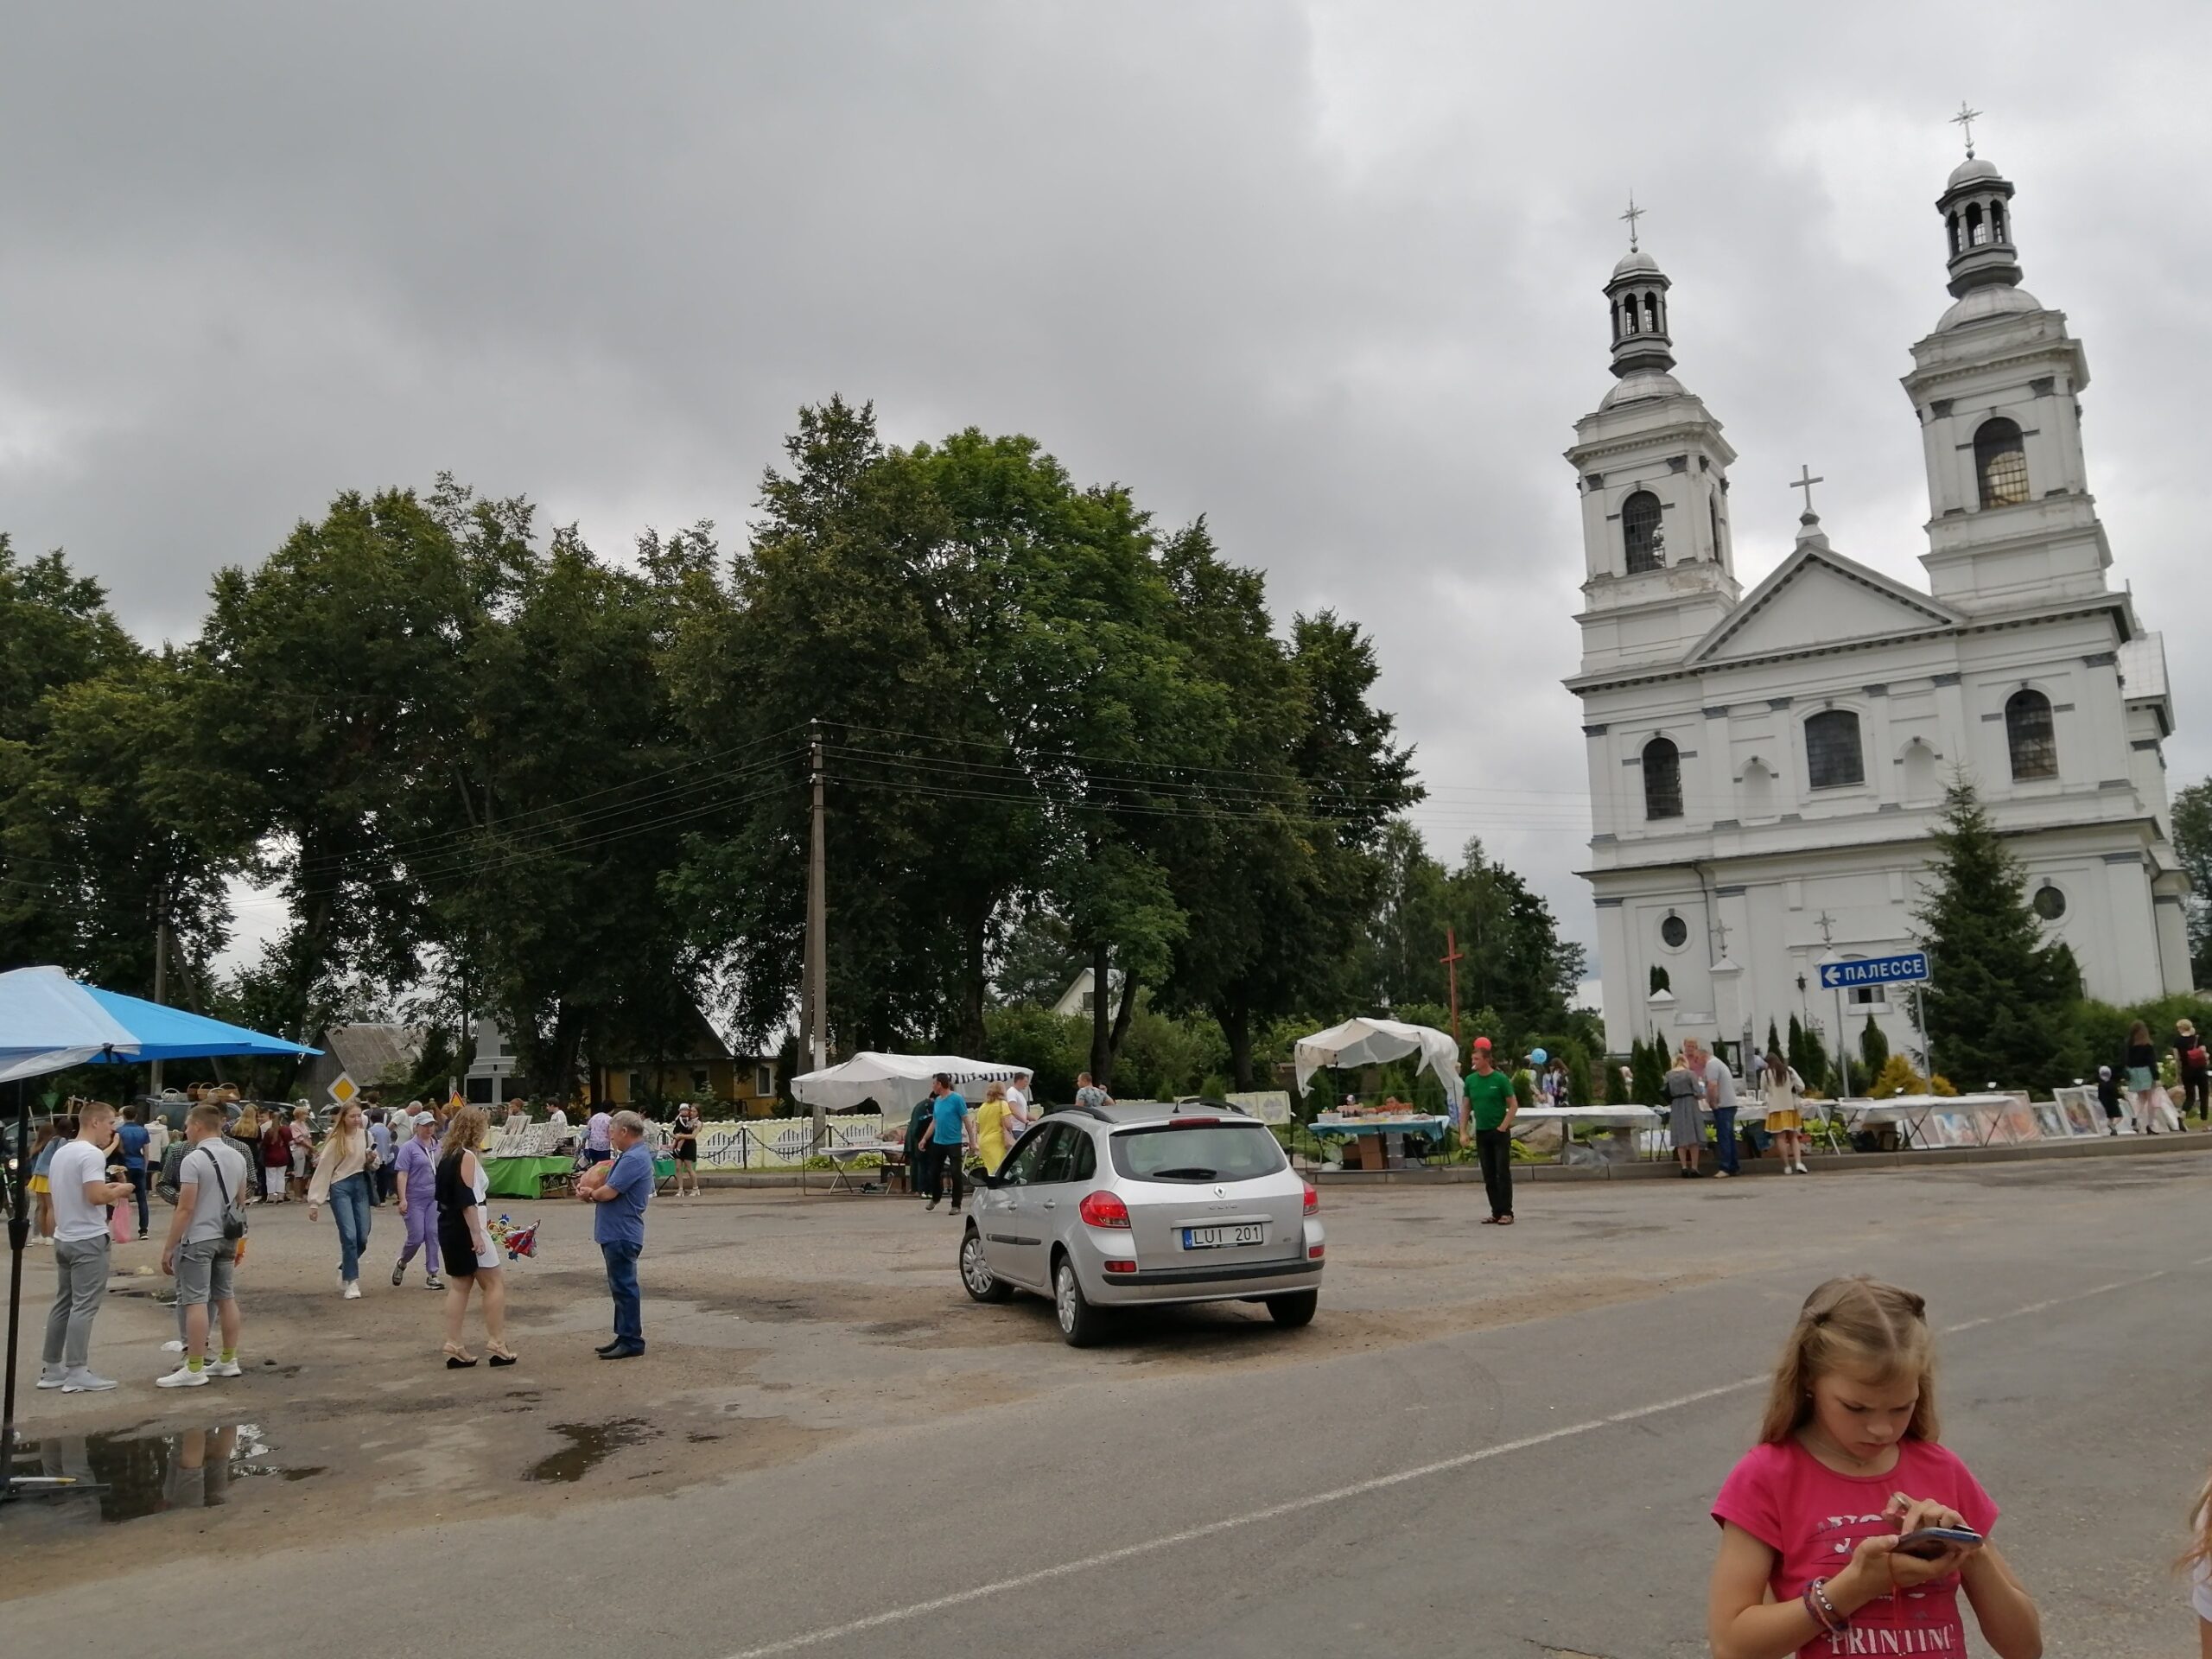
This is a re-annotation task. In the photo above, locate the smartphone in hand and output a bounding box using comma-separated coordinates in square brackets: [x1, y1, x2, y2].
[1895, 1526, 1983, 1559]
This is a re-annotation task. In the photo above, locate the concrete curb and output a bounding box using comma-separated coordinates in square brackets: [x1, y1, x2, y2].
[1309, 1130, 2212, 1185]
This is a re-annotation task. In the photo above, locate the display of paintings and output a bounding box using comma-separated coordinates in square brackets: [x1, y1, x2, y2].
[2031, 1102, 2068, 1140]
[1995, 1099, 2041, 1144]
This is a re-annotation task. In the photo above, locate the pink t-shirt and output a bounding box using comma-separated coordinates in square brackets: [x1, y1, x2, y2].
[1712, 1438, 1998, 1658]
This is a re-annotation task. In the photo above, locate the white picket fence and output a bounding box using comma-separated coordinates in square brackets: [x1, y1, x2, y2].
[486, 1115, 892, 1171]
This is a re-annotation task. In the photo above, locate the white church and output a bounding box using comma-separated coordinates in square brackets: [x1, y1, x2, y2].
[1567, 134, 2191, 1071]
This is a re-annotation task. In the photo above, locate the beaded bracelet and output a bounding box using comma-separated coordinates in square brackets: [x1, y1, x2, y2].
[1802, 1578, 1847, 1634]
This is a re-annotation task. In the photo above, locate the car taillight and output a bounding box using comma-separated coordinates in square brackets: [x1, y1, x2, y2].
[1171, 1116, 1221, 1127]
[1308, 1243, 1325, 1260]
[1078, 1191, 1131, 1228]
[1302, 1181, 1319, 1216]
[1103, 1259, 1135, 1274]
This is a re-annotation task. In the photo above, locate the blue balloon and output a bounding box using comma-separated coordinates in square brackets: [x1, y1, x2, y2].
[1529, 1047, 1548, 1066]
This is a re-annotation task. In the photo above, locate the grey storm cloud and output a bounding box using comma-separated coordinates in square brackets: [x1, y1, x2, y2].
[3, 2, 2207, 974]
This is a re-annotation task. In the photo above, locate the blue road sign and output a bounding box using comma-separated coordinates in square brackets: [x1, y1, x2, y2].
[1819, 951, 1929, 991]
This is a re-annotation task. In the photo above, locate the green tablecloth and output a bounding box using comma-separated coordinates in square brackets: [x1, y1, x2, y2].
[482, 1154, 677, 1198]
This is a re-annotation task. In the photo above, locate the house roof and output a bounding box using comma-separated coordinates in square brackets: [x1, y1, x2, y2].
[322, 1023, 428, 1084]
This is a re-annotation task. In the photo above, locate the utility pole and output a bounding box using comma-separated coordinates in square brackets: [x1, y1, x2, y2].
[803, 721, 830, 1142]
[1814, 910, 1852, 1099]
[150, 907, 169, 1097]
[1440, 927, 1465, 1045]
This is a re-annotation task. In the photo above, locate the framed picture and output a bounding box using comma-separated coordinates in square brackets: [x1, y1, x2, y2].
[2031, 1103, 2067, 1140]
[1997, 1100, 2040, 1143]
[2056, 1090, 2101, 1137]
[1932, 1109, 1980, 1147]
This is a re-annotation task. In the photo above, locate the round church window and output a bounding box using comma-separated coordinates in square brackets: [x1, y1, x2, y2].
[1659, 914, 1689, 949]
[2031, 884, 2066, 921]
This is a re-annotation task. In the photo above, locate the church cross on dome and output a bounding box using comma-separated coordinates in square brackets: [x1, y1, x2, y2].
[1619, 194, 1644, 251]
[1950, 101, 1983, 158]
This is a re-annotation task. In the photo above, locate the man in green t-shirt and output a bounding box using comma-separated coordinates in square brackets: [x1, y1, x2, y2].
[1462, 1037, 1518, 1225]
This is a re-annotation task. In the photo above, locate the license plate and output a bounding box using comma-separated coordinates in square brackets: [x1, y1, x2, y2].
[1182, 1224, 1264, 1249]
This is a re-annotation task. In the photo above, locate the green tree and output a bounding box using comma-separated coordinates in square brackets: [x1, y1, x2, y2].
[1630, 1033, 1665, 1105]
[1915, 779, 2087, 1093]
[1765, 1018, 1782, 1062]
[2174, 778, 2211, 987]
[1859, 1014, 1890, 1079]
[1787, 1014, 1827, 1092]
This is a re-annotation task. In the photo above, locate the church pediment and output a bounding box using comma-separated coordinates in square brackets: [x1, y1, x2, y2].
[1687, 541, 1963, 665]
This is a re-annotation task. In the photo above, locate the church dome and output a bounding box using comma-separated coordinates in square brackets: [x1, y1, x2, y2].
[1599, 368, 1685, 409]
[1612, 248, 1662, 280]
[1947, 154, 2002, 189]
[1936, 282, 2042, 331]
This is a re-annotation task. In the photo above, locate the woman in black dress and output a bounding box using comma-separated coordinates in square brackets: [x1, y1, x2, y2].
[434, 1106, 513, 1368]
[671, 1102, 701, 1198]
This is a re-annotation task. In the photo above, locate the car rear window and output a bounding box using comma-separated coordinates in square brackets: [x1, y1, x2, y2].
[1109, 1122, 1286, 1183]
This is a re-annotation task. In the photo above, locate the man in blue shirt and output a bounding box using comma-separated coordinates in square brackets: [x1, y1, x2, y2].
[576, 1109, 654, 1358]
[925, 1074, 975, 1216]
[117, 1105, 152, 1240]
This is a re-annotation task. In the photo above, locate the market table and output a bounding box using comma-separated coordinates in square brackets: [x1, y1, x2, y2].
[803, 1140, 898, 1196]
[1309, 1113, 1452, 1171]
[482, 1153, 676, 1198]
[1509, 1103, 1664, 1162]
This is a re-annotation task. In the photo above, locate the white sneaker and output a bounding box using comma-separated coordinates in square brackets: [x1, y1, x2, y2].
[1796, 1161, 1810, 1173]
[207, 1357, 243, 1377]
[161, 1338, 186, 1353]
[1713, 1169, 1733, 1179]
[342, 1280, 361, 1300]
[36, 1363, 67, 1389]
[60, 1370, 118, 1393]
[156, 1363, 209, 1389]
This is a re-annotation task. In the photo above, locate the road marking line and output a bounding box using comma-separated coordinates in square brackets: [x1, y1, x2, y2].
[723, 1259, 2205, 1658]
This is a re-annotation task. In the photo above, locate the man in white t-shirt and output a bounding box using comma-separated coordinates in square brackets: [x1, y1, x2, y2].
[156, 1102, 251, 1387]
[39, 1100, 133, 1392]
[1005, 1071, 1033, 1137]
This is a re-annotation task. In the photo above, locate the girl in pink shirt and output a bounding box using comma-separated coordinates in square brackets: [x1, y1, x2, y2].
[1706, 1277, 2041, 1659]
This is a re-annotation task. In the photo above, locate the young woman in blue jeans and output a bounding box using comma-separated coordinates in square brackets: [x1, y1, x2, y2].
[307, 1101, 377, 1300]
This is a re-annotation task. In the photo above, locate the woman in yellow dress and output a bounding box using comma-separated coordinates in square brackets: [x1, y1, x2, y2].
[975, 1082, 1014, 1174]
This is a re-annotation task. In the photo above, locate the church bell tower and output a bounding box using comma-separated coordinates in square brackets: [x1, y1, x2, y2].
[1901, 112, 2110, 612]
[1567, 205, 1741, 675]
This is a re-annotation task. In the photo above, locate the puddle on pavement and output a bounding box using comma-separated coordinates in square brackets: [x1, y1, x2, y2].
[524, 1418, 660, 1483]
[6, 1424, 324, 1522]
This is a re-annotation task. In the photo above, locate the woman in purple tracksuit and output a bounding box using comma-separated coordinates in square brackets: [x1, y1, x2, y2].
[391, 1112, 445, 1289]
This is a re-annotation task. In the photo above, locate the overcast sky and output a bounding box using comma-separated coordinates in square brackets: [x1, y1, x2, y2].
[4, 3, 2207, 982]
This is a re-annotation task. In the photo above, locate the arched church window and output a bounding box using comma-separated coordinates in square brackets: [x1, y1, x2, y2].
[1947, 212, 1962, 256]
[1623, 298, 1639, 334]
[1643, 292, 1660, 333]
[1805, 709, 1865, 791]
[1990, 200, 2007, 242]
[1622, 491, 1664, 573]
[2005, 688, 2057, 780]
[1739, 757, 1776, 822]
[1966, 203, 1986, 246]
[1974, 417, 2030, 507]
[1643, 737, 1683, 821]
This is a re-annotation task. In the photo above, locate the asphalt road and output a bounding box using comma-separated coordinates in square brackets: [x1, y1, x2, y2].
[6, 1153, 2208, 1656]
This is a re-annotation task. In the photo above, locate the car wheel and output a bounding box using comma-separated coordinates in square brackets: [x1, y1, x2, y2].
[960, 1227, 1011, 1303]
[1053, 1254, 1103, 1347]
[1267, 1290, 1319, 1328]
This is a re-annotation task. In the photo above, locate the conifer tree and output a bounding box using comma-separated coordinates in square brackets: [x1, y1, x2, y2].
[1914, 779, 2086, 1093]
[1859, 1015, 1890, 1079]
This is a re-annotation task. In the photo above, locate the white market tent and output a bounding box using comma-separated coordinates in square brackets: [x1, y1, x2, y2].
[789, 1051, 1030, 1116]
[1294, 1017, 1465, 1111]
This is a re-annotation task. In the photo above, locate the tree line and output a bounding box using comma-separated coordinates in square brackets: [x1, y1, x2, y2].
[0, 397, 1589, 1103]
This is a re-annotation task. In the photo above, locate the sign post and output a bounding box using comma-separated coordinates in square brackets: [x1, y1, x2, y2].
[327, 1071, 358, 1109]
[1818, 953, 1932, 1097]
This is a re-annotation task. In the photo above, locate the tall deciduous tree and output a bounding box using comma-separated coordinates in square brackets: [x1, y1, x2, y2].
[2172, 778, 2211, 987]
[1914, 779, 2086, 1093]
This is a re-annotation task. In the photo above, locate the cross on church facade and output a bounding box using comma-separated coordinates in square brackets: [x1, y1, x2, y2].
[1790, 465, 1824, 517]
[1813, 911, 1838, 945]
[1619, 194, 1644, 251]
[1951, 101, 1983, 157]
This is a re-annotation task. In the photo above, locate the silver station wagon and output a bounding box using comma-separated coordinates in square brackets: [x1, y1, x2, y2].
[957, 1102, 1325, 1345]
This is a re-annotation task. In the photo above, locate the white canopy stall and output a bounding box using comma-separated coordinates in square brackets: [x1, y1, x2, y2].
[789, 1051, 1031, 1141]
[1293, 1017, 1465, 1113]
